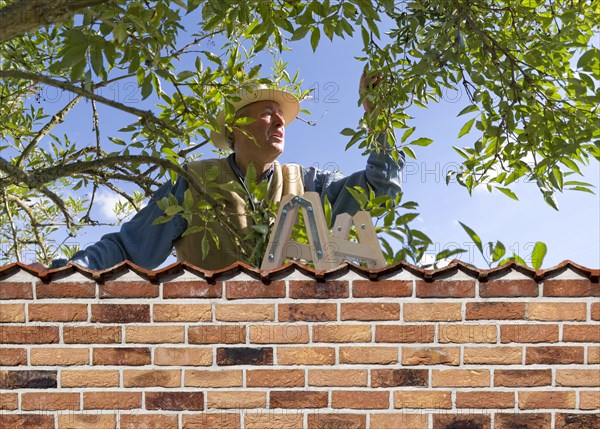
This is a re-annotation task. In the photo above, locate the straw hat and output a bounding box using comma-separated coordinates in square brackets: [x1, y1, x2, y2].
[210, 83, 300, 150]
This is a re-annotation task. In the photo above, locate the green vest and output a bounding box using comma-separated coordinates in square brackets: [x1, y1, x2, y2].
[174, 157, 304, 270]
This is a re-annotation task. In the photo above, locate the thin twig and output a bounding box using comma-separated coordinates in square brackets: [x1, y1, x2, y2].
[16, 95, 82, 168]
[0, 69, 183, 135]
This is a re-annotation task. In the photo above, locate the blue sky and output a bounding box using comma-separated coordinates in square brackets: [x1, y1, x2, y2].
[27, 12, 600, 269]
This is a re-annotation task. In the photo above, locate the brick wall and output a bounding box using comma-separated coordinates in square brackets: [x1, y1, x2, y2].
[0, 260, 598, 429]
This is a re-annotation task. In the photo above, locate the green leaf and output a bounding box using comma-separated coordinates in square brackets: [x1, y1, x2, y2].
[458, 118, 475, 138]
[409, 137, 433, 147]
[310, 28, 321, 52]
[496, 187, 519, 200]
[457, 105, 479, 116]
[530, 242, 547, 269]
[401, 127, 415, 143]
[459, 222, 483, 254]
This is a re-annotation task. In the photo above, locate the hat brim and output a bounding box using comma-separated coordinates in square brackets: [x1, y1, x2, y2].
[210, 87, 300, 150]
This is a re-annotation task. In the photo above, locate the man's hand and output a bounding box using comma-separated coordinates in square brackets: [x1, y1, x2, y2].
[359, 71, 381, 112]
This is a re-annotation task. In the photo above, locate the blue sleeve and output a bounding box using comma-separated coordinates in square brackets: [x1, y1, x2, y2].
[302, 134, 404, 221]
[52, 177, 188, 271]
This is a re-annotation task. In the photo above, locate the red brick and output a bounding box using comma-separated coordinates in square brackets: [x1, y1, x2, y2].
[394, 390, 452, 409]
[501, 324, 559, 343]
[91, 304, 150, 323]
[592, 301, 600, 320]
[208, 391, 265, 409]
[0, 326, 58, 343]
[0, 393, 17, 410]
[153, 303, 211, 322]
[339, 347, 397, 364]
[463, 346, 522, 364]
[0, 370, 57, 389]
[185, 369, 242, 387]
[216, 304, 275, 321]
[479, 279, 538, 297]
[370, 414, 428, 429]
[123, 369, 181, 387]
[93, 347, 151, 366]
[495, 369, 552, 387]
[155, 347, 212, 366]
[416, 279, 475, 298]
[402, 346, 460, 365]
[30, 348, 88, 366]
[271, 391, 327, 408]
[182, 413, 240, 429]
[36, 281, 95, 298]
[121, 414, 178, 429]
[146, 391, 204, 410]
[125, 325, 184, 343]
[580, 390, 600, 410]
[332, 390, 388, 409]
[589, 346, 600, 364]
[57, 413, 116, 429]
[250, 325, 309, 344]
[277, 347, 335, 365]
[563, 325, 600, 342]
[466, 302, 526, 319]
[456, 391, 514, 408]
[0, 282, 32, 299]
[226, 280, 285, 299]
[371, 369, 428, 387]
[83, 391, 141, 409]
[375, 324, 435, 343]
[544, 278, 599, 297]
[189, 325, 246, 344]
[244, 413, 303, 429]
[555, 413, 600, 429]
[63, 326, 121, 344]
[217, 347, 273, 365]
[433, 415, 490, 429]
[341, 302, 399, 320]
[99, 280, 158, 298]
[308, 369, 367, 387]
[163, 280, 222, 298]
[28, 303, 87, 322]
[403, 303, 461, 321]
[432, 369, 490, 387]
[279, 303, 337, 321]
[494, 413, 551, 429]
[307, 413, 365, 429]
[60, 370, 119, 388]
[0, 303, 24, 322]
[526, 346, 584, 364]
[289, 280, 348, 299]
[246, 369, 305, 387]
[352, 279, 412, 297]
[439, 323, 497, 343]
[313, 324, 371, 342]
[22, 392, 80, 410]
[519, 391, 576, 409]
[0, 414, 53, 428]
[0, 348, 26, 365]
[556, 369, 600, 387]
[527, 302, 587, 321]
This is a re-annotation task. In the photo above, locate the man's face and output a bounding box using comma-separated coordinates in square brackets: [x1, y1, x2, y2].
[233, 100, 286, 162]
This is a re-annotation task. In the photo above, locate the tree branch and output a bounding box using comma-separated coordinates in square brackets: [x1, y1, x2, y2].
[0, 69, 183, 135]
[16, 95, 82, 168]
[0, 0, 112, 43]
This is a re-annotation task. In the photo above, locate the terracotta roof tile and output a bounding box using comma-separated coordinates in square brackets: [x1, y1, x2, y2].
[0, 260, 597, 282]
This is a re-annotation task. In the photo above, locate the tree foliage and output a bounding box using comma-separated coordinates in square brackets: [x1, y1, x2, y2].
[0, 0, 598, 267]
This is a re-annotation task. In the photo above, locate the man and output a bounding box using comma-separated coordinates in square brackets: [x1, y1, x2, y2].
[48, 75, 404, 271]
